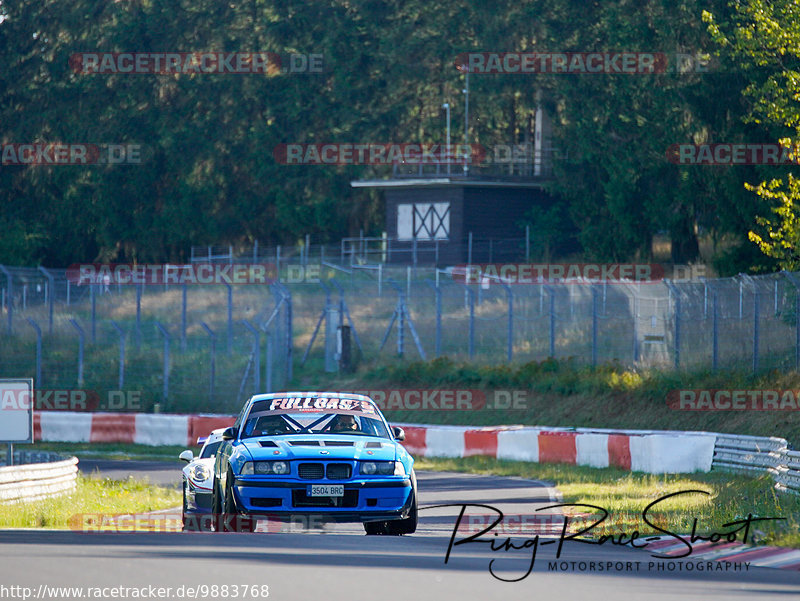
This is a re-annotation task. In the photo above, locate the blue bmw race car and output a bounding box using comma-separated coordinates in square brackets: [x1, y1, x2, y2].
[212, 392, 417, 535]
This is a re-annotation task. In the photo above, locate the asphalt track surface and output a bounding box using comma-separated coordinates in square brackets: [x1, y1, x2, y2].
[0, 461, 797, 600]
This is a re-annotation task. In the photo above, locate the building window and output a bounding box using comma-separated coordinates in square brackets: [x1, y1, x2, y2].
[397, 202, 450, 240]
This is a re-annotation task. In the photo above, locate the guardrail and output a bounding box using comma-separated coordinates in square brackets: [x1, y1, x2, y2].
[0, 453, 79, 503]
[711, 434, 800, 495]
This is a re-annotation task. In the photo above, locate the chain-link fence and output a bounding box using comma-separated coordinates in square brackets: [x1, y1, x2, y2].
[2, 259, 799, 414]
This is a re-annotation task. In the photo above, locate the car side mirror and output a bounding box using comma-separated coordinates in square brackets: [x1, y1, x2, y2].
[221, 427, 237, 441]
[179, 450, 194, 463]
[392, 426, 405, 442]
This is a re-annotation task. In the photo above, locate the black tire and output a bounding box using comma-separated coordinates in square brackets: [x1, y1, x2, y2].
[210, 477, 223, 532]
[181, 482, 192, 531]
[386, 471, 418, 535]
[364, 521, 388, 535]
[222, 469, 254, 533]
[364, 470, 418, 536]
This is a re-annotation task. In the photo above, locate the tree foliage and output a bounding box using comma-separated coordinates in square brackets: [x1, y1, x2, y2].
[0, 0, 788, 268]
[704, 0, 800, 270]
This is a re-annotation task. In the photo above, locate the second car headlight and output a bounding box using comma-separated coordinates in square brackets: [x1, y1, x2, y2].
[360, 461, 399, 476]
[253, 461, 290, 475]
[190, 464, 211, 481]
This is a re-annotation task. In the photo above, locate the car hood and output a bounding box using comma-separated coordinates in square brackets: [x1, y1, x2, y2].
[239, 436, 398, 462]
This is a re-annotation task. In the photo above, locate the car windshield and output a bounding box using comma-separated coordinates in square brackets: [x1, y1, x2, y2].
[200, 441, 222, 459]
[241, 397, 391, 440]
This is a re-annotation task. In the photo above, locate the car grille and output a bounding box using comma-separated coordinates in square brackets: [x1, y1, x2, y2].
[298, 463, 325, 479]
[292, 489, 359, 508]
[325, 463, 351, 480]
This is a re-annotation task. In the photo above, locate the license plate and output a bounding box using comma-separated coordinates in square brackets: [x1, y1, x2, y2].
[307, 484, 344, 497]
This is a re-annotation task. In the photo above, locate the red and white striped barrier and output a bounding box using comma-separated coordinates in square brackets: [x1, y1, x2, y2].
[399, 424, 716, 474]
[33, 412, 235, 448]
[32, 412, 716, 473]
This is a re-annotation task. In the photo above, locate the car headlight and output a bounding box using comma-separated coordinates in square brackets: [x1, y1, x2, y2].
[240, 461, 254, 476]
[360, 461, 397, 476]
[253, 461, 290, 475]
[190, 464, 211, 482]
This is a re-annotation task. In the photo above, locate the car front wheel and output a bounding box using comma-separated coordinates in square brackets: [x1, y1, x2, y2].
[364, 471, 417, 536]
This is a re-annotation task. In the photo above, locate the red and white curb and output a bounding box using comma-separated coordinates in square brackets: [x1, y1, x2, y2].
[644, 536, 800, 570]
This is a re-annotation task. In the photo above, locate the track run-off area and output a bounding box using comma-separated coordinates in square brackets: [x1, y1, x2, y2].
[0, 461, 797, 600]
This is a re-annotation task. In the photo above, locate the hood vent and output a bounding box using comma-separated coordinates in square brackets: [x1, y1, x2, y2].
[259, 441, 279, 447]
[289, 440, 321, 446]
[324, 441, 354, 447]
[365, 442, 383, 449]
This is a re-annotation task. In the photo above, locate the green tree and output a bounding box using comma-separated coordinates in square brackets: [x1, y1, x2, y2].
[704, 0, 800, 270]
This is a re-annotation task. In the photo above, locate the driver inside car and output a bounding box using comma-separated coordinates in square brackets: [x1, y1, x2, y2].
[254, 415, 293, 436]
[329, 414, 359, 433]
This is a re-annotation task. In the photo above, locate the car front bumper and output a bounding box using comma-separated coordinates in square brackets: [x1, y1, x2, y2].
[232, 476, 413, 522]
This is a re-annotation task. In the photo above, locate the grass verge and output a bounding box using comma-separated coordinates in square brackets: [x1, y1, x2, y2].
[19, 442, 190, 462]
[0, 474, 181, 529]
[416, 456, 800, 549]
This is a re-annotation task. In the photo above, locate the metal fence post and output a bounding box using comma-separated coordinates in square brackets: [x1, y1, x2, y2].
[181, 282, 187, 352]
[0, 265, 13, 334]
[90, 283, 96, 343]
[26, 318, 42, 385]
[591, 285, 598, 367]
[136, 283, 142, 351]
[424, 281, 442, 358]
[69, 319, 85, 386]
[38, 266, 54, 335]
[546, 285, 556, 358]
[738, 277, 743, 319]
[754, 286, 760, 373]
[397, 292, 405, 357]
[712, 290, 719, 370]
[200, 322, 216, 402]
[265, 333, 273, 393]
[664, 280, 680, 369]
[110, 321, 125, 389]
[502, 283, 513, 362]
[155, 322, 170, 406]
[781, 271, 800, 371]
[459, 285, 475, 359]
[525, 225, 530, 262]
[632, 291, 639, 363]
[277, 283, 293, 381]
[740, 274, 759, 372]
[243, 320, 261, 392]
[468, 232, 473, 265]
[226, 283, 233, 355]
